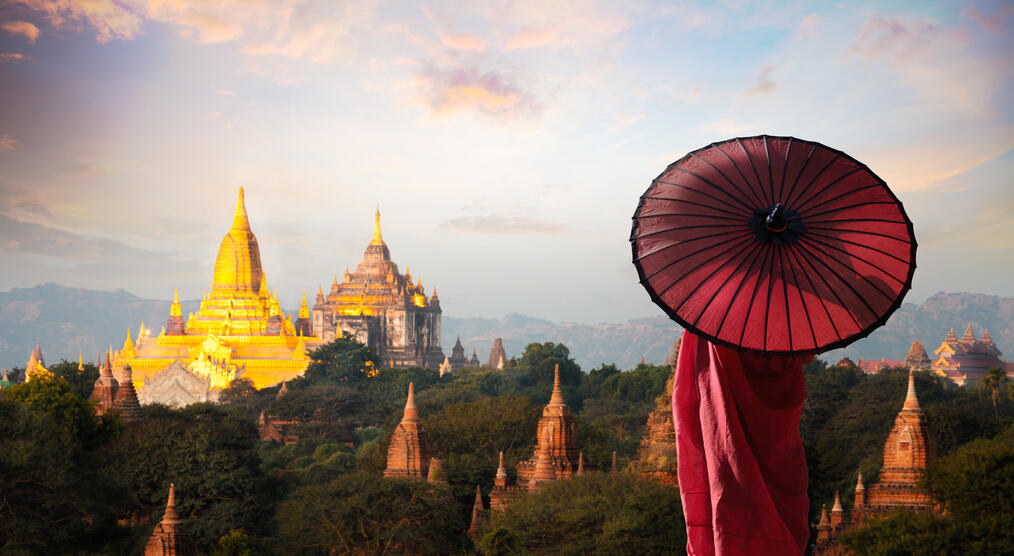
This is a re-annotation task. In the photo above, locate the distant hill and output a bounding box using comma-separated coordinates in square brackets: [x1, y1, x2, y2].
[442, 313, 682, 370]
[1, 284, 1011, 372]
[0, 283, 199, 370]
[824, 292, 1014, 364]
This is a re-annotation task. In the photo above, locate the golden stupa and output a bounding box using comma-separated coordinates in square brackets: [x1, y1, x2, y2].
[111, 188, 320, 390]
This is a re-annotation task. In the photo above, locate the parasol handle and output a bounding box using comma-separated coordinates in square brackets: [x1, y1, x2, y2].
[765, 203, 787, 232]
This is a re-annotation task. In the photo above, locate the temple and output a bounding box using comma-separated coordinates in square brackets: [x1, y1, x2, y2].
[815, 370, 938, 554]
[515, 365, 582, 483]
[111, 188, 322, 396]
[628, 357, 679, 487]
[24, 343, 51, 382]
[931, 324, 1006, 385]
[384, 383, 432, 478]
[486, 338, 507, 370]
[313, 209, 443, 369]
[144, 484, 197, 556]
[90, 353, 119, 415]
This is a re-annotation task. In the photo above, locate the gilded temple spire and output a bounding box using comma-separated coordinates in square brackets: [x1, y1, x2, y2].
[170, 289, 182, 317]
[371, 206, 384, 245]
[299, 292, 309, 319]
[233, 186, 251, 231]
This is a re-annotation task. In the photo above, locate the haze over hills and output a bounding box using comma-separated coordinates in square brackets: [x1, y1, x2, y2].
[1, 284, 1011, 372]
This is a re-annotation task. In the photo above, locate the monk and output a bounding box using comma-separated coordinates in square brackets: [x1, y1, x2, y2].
[674, 331, 813, 555]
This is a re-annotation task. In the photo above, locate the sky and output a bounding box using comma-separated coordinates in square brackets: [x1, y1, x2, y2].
[0, 0, 1011, 324]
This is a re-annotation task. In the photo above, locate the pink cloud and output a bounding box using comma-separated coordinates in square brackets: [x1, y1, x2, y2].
[2, 21, 41, 43]
[0, 53, 29, 63]
[504, 27, 562, 51]
[0, 133, 23, 152]
[439, 33, 484, 51]
[13, 0, 143, 42]
[852, 14, 966, 61]
[416, 64, 540, 118]
[962, 4, 1014, 34]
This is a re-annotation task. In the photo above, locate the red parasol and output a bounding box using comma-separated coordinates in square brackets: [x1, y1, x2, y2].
[631, 135, 916, 355]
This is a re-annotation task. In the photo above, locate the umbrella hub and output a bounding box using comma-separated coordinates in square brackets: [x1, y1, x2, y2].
[749, 203, 805, 245]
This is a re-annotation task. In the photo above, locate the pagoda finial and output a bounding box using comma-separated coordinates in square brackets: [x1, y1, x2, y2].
[903, 368, 921, 411]
[610, 450, 618, 474]
[961, 323, 976, 343]
[299, 292, 309, 319]
[496, 451, 507, 480]
[162, 483, 180, 523]
[170, 288, 182, 317]
[403, 382, 419, 421]
[946, 327, 958, 342]
[982, 328, 994, 343]
[232, 187, 250, 230]
[855, 470, 865, 492]
[818, 504, 829, 527]
[371, 206, 384, 245]
[577, 451, 585, 475]
[831, 491, 843, 513]
[78, 354, 84, 371]
[549, 364, 565, 405]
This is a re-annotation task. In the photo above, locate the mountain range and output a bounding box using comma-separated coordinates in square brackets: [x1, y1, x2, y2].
[1, 284, 1011, 371]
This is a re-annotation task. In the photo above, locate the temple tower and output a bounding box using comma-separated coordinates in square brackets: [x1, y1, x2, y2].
[384, 383, 432, 479]
[862, 370, 936, 514]
[90, 353, 119, 415]
[517, 364, 580, 483]
[487, 338, 507, 369]
[25, 343, 51, 382]
[449, 337, 468, 371]
[903, 342, 931, 371]
[629, 364, 678, 486]
[312, 208, 443, 368]
[112, 365, 143, 423]
[144, 484, 197, 556]
[468, 485, 486, 539]
[528, 429, 558, 490]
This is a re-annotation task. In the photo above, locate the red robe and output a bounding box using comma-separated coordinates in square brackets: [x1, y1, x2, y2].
[674, 331, 809, 555]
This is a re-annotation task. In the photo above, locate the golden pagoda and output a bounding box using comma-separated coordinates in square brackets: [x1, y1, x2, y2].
[112, 188, 321, 392]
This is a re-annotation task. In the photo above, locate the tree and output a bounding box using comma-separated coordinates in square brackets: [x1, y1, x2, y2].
[981, 367, 1008, 422]
[101, 403, 277, 551]
[47, 358, 100, 400]
[0, 393, 127, 554]
[509, 342, 582, 405]
[275, 472, 466, 555]
[840, 424, 1014, 555]
[484, 473, 685, 554]
[298, 336, 378, 386]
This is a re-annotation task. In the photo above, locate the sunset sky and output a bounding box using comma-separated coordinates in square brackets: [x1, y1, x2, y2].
[0, 0, 1011, 323]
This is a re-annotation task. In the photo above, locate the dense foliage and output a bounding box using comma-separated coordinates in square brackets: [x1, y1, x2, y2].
[481, 473, 686, 554]
[2, 336, 1011, 554]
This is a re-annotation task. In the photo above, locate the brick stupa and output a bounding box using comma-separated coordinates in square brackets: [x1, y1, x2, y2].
[384, 382, 431, 479]
[144, 484, 197, 556]
[628, 361, 678, 487]
[516, 364, 580, 483]
[486, 338, 507, 369]
[112, 364, 143, 423]
[89, 353, 119, 416]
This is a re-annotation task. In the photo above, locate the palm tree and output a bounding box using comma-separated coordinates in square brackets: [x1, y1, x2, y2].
[981, 367, 1008, 422]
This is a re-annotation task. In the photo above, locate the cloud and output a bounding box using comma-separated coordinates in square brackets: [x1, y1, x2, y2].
[797, 13, 822, 36]
[746, 65, 776, 95]
[0, 214, 156, 259]
[497, 6, 629, 51]
[0, 134, 22, 152]
[438, 214, 564, 235]
[2, 20, 40, 43]
[962, 4, 1014, 34]
[608, 111, 644, 130]
[0, 53, 29, 63]
[15, 0, 375, 62]
[216, 89, 236, 95]
[503, 27, 560, 51]
[415, 64, 541, 118]
[13, 0, 143, 42]
[0, 182, 49, 218]
[851, 14, 964, 61]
